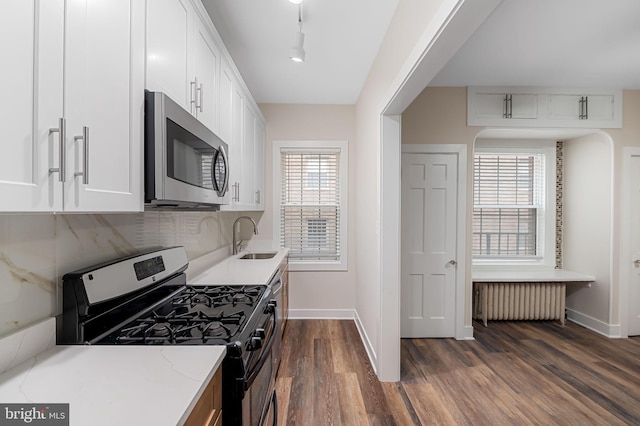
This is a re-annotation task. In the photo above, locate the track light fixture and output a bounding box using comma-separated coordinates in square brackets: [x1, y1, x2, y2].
[289, 5, 306, 63]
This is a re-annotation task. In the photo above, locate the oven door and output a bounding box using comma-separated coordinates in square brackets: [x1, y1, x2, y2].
[240, 311, 278, 426]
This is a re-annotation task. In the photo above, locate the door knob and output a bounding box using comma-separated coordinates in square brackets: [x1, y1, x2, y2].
[633, 259, 640, 267]
[447, 260, 457, 267]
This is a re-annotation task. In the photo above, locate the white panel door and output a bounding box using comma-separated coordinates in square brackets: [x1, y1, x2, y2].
[191, 19, 219, 133]
[0, 0, 64, 211]
[628, 155, 640, 335]
[401, 153, 457, 338]
[64, 0, 144, 212]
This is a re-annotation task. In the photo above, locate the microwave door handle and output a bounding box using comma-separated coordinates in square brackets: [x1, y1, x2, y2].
[220, 146, 230, 194]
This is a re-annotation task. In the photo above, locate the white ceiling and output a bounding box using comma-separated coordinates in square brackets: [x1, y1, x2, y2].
[203, 0, 640, 106]
[202, 0, 399, 104]
[430, 0, 640, 89]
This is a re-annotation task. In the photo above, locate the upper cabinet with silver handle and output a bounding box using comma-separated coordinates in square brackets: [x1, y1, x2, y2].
[49, 118, 66, 183]
[0, 0, 143, 213]
[468, 86, 622, 128]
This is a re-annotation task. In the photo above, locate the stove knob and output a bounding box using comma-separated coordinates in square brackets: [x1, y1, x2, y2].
[264, 300, 277, 314]
[255, 328, 265, 338]
[250, 336, 263, 350]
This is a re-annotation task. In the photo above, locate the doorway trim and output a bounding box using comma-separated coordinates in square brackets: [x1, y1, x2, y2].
[401, 144, 469, 339]
[619, 147, 640, 337]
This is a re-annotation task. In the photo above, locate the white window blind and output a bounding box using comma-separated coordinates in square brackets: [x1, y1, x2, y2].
[473, 153, 544, 257]
[280, 149, 340, 261]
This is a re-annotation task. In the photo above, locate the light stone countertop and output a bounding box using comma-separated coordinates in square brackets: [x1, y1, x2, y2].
[472, 269, 595, 282]
[189, 245, 289, 285]
[0, 344, 226, 426]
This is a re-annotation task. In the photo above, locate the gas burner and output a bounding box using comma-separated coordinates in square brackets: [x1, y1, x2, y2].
[148, 323, 172, 337]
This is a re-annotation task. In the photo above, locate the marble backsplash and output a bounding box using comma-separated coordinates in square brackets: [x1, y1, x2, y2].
[0, 210, 263, 338]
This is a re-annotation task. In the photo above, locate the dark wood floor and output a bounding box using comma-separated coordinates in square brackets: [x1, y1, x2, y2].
[275, 319, 640, 425]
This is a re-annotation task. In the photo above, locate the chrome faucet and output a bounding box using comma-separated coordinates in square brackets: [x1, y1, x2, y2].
[232, 216, 258, 254]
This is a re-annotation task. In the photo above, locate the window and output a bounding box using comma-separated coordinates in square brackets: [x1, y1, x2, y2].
[473, 140, 555, 267]
[273, 141, 348, 271]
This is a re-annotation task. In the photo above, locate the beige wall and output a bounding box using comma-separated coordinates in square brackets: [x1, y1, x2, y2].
[564, 133, 612, 323]
[258, 104, 357, 314]
[402, 87, 640, 331]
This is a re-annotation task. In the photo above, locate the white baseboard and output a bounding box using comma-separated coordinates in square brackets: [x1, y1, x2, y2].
[457, 325, 475, 340]
[566, 308, 622, 338]
[288, 309, 355, 320]
[354, 310, 377, 375]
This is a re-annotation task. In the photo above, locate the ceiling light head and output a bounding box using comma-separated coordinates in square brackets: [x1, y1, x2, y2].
[289, 0, 304, 4]
[289, 31, 305, 62]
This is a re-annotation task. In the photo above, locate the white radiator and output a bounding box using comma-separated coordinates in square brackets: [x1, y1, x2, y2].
[473, 282, 567, 326]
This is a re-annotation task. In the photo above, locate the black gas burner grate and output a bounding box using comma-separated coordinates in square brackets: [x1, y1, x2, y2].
[115, 308, 247, 344]
[175, 285, 264, 308]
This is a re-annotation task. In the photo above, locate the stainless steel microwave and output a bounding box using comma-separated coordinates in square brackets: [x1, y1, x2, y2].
[144, 91, 229, 209]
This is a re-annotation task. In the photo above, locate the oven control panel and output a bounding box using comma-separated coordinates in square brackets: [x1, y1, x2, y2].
[133, 256, 166, 281]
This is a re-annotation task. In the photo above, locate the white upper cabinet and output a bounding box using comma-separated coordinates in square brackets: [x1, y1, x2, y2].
[0, 0, 143, 213]
[219, 59, 234, 144]
[468, 87, 622, 128]
[64, 0, 145, 212]
[146, 0, 266, 212]
[0, 0, 64, 211]
[146, 0, 192, 110]
[254, 120, 265, 210]
[474, 92, 538, 120]
[146, 0, 220, 133]
[191, 17, 220, 134]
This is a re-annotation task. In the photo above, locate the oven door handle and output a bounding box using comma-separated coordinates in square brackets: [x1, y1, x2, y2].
[244, 313, 277, 390]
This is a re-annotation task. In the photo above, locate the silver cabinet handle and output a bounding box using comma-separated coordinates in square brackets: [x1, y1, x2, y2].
[74, 126, 89, 184]
[255, 190, 261, 204]
[49, 117, 66, 182]
[190, 78, 198, 115]
[197, 83, 203, 112]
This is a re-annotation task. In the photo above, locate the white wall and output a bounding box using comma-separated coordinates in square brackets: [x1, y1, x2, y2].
[257, 104, 357, 316]
[563, 133, 613, 325]
[354, 0, 448, 376]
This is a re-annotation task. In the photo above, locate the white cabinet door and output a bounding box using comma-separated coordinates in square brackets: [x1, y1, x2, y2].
[0, 0, 64, 212]
[219, 60, 234, 144]
[191, 19, 220, 134]
[473, 92, 538, 120]
[548, 95, 582, 120]
[240, 104, 256, 208]
[222, 84, 244, 210]
[146, 0, 193, 111]
[254, 120, 265, 209]
[585, 95, 615, 121]
[510, 94, 538, 119]
[64, 0, 144, 212]
[474, 93, 506, 120]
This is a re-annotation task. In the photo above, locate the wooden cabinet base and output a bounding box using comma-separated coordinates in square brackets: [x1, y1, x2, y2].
[185, 368, 222, 426]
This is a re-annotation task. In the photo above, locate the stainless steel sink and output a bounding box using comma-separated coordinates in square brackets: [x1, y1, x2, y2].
[239, 252, 277, 260]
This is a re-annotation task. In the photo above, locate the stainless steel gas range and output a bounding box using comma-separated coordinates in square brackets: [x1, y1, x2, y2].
[57, 246, 278, 426]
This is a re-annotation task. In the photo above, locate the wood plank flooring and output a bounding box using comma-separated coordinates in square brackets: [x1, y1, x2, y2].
[275, 320, 640, 425]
